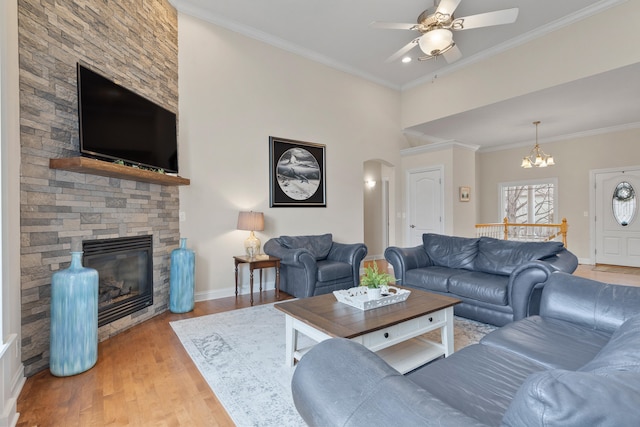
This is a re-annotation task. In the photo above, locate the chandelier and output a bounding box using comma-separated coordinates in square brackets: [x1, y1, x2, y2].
[521, 121, 555, 168]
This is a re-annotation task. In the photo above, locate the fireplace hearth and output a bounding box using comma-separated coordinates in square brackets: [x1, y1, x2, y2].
[83, 235, 154, 327]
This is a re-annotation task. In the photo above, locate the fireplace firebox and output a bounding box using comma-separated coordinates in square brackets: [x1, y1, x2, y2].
[83, 235, 153, 327]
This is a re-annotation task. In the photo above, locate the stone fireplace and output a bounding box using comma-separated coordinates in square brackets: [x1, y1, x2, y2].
[18, 0, 179, 376]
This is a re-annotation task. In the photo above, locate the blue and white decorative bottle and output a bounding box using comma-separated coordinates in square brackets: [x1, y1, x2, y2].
[50, 251, 99, 376]
[170, 238, 195, 313]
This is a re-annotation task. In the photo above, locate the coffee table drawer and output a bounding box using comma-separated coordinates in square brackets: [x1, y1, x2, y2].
[361, 311, 446, 349]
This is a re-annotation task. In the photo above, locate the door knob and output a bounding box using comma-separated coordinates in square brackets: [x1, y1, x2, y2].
[410, 224, 416, 228]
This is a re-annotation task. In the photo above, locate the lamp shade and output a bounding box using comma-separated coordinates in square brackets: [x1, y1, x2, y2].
[237, 211, 264, 232]
[418, 29, 453, 56]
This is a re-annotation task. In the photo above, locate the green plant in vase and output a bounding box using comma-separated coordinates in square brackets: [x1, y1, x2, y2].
[360, 262, 396, 299]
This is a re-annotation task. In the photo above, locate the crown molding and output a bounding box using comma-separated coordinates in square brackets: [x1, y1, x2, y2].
[401, 139, 480, 157]
[402, 0, 628, 91]
[169, 0, 401, 91]
[479, 121, 640, 153]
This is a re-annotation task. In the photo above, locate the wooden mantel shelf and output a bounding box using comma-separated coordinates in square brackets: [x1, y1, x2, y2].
[49, 157, 190, 186]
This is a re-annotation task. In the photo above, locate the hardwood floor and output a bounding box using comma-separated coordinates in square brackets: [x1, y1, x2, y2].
[16, 263, 640, 426]
[17, 291, 293, 427]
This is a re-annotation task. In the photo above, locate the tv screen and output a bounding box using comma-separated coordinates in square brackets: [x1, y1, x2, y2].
[77, 63, 178, 173]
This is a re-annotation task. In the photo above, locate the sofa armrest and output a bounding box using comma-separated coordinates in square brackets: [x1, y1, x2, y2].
[384, 246, 430, 284]
[328, 242, 368, 287]
[292, 338, 488, 427]
[263, 238, 317, 275]
[264, 238, 313, 264]
[540, 272, 640, 333]
[508, 261, 554, 321]
[542, 249, 579, 273]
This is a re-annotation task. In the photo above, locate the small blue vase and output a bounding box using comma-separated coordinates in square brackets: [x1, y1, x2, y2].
[50, 251, 98, 376]
[170, 238, 195, 313]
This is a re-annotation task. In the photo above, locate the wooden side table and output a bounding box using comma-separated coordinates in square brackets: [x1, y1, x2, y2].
[233, 255, 281, 305]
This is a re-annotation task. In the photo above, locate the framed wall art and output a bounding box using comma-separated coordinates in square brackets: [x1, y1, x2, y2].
[459, 186, 470, 202]
[269, 136, 326, 207]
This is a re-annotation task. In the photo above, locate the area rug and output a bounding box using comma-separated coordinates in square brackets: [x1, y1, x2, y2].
[170, 303, 496, 427]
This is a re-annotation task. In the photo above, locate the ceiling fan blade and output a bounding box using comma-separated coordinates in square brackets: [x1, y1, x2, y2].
[370, 21, 417, 30]
[452, 8, 519, 30]
[435, 0, 462, 17]
[385, 38, 420, 63]
[443, 44, 462, 63]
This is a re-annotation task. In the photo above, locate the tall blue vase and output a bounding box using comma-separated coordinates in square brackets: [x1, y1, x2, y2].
[170, 238, 195, 313]
[50, 251, 98, 377]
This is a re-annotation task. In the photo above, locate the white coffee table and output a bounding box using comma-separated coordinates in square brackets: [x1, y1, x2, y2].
[275, 288, 460, 374]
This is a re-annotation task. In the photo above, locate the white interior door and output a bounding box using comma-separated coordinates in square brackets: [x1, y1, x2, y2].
[407, 168, 443, 246]
[595, 168, 640, 266]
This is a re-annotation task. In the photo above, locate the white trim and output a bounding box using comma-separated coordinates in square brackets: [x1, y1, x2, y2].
[498, 177, 559, 223]
[589, 165, 640, 265]
[405, 166, 445, 244]
[400, 140, 479, 157]
[480, 121, 640, 153]
[169, 0, 400, 90]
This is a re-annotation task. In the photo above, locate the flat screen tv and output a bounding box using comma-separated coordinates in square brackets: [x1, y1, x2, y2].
[77, 63, 178, 173]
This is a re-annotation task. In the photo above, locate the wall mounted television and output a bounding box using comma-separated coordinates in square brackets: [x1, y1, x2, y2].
[77, 63, 178, 173]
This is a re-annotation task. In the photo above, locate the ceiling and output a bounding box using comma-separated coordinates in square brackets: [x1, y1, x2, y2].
[170, 0, 639, 151]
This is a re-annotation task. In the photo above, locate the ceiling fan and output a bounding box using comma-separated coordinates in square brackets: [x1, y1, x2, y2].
[371, 0, 519, 63]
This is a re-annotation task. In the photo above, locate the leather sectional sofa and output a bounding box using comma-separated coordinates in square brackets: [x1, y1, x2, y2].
[385, 233, 578, 326]
[291, 272, 640, 426]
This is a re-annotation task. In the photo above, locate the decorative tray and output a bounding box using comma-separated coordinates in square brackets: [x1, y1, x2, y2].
[333, 286, 411, 311]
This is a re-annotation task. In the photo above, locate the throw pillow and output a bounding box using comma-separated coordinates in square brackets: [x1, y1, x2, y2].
[475, 237, 564, 276]
[280, 233, 333, 260]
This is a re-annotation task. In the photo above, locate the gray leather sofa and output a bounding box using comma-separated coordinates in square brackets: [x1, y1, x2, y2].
[291, 272, 640, 426]
[385, 234, 578, 326]
[263, 233, 367, 298]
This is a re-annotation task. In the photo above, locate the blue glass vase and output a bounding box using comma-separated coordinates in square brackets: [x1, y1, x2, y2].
[50, 251, 98, 376]
[170, 238, 195, 313]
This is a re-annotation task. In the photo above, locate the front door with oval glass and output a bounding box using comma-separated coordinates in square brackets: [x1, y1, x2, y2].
[595, 170, 640, 267]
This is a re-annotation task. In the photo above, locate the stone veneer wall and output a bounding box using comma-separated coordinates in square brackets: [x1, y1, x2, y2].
[18, 0, 179, 376]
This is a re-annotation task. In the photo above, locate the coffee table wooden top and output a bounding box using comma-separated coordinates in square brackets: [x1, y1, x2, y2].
[274, 287, 460, 339]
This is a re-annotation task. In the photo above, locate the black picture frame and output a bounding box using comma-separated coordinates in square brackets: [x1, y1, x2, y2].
[269, 136, 326, 207]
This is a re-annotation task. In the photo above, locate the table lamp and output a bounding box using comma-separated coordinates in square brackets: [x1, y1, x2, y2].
[237, 211, 264, 258]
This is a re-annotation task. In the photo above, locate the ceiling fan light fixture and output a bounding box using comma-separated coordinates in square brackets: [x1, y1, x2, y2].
[418, 29, 454, 56]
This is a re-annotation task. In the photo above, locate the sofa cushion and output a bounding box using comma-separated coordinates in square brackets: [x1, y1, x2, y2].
[409, 343, 547, 427]
[422, 234, 479, 270]
[405, 266, 463, 292]
[579, 314, 640, 374]
[448, 271, 509, 306]
[475, 237, 564, 276]
[316, 260, 351, 282]
[502, 369, 640, 427]
[280, 233, 333, 260]
[481, 316, 611, 370]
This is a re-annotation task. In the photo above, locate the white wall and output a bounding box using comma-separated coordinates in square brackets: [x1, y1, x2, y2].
[177, 13, 406, 298]
[1, 0, 25, 425]
[478, 128, 640, 262]
[363, 160, 383, 258]
[401, 1, 640, 129]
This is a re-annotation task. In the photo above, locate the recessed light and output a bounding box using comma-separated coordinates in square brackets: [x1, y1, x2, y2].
[401, 56, 412, 63]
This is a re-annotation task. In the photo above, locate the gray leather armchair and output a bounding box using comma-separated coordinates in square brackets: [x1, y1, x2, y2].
[263, 233, 367, 298]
